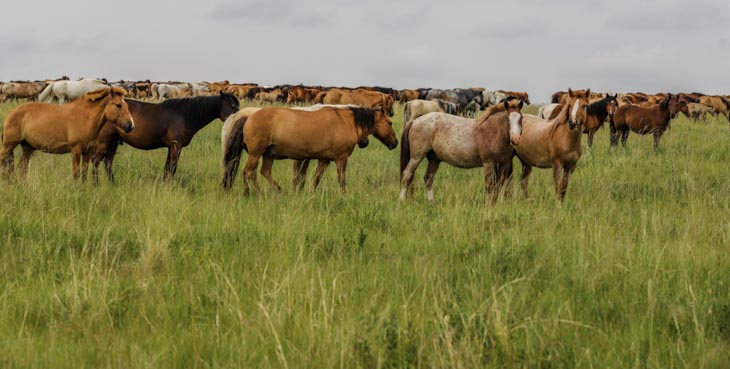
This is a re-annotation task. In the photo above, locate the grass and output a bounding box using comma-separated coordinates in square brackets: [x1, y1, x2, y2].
[0, 99, 729, 368]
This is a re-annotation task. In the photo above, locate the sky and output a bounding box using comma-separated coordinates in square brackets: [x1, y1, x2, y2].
[2, 0, 730, 103]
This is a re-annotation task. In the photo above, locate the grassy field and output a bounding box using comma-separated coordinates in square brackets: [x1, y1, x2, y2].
[0, 99, 729, 369]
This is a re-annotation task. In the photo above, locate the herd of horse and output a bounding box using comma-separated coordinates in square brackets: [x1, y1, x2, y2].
[1, 77, 728, 203]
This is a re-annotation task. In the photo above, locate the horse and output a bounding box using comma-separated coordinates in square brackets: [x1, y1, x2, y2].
[0, 82, 46, 102]
[1, 87, 134, 180]
[399, 98, 524, 204]
[191, 82, 212, 96]
[513, 89, 591, 202]
[698, 95, 730, 121]
[91, 92, 240, 183]
[537, 103, 563, 120]
[220, 106, 398, 193]
[255, 89, 283, 103]
[403, 99, 458, 123]
[314, 89, 395, 117]
[152, 83, 193, 100]
[37, 79, 108, 104]
[483, 90, 508, 107]
[424, 88, 485, 114]
[498, 90, 531, 105]
[686, 102, 713, 122]
[584, 94, 618, 148]
[398, 89, 420, 103]
[611, 94, 689, 150]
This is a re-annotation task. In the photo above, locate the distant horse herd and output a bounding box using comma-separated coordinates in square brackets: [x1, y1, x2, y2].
[1, 77, 729, 203]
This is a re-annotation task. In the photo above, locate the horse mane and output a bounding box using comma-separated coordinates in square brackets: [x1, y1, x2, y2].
[350, 107, 376, 130]
[659, 95, 671, 110]
[436, 99, 447, 112]
[159, 95, 224, 123]
[587, 95, 616, 115]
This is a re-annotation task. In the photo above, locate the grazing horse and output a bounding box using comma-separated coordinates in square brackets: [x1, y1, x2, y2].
[399, 98, 524, 204]
[220, 106, 398, 193]
[0, 82, 47, 103]
[314, 89, 396, 116]
[91, 92, 240, 182]
[1, 87, 134, 180]
[403, 99, 458, 123]
[514, 89, 590, 202]
[686, 102, 713, 122]
[38, 79, 108, 104]
[611, 94, 689, 150]
[584, 94, 618, 148]
[153, 83, 193, 100]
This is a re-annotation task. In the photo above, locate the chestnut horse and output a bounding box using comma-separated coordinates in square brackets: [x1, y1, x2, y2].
[514, 89, 590, 202]
[1, 87, 134, 180]
[91, 92, 239, 182]
[584, 94, 618, 148]
[314, 89, 395, 116]
[399, 98, 524, 204]
[611, 94, 689, 150]
[221, 106, 398, 193]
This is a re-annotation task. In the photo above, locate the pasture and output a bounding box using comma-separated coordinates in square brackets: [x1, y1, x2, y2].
[0, 99, 729, 368]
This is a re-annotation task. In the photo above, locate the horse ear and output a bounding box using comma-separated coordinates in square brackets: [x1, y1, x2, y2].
[519, 100, 524, 109]
[503, 100, 509, 110]
[568, 88, 573, 97]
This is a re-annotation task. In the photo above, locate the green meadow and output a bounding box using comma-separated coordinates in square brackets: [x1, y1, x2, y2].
[0, 99, 728, 368]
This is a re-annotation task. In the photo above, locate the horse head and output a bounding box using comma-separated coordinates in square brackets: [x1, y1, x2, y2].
[503, 97, 524, 146]
[218, 92, 240, 121]
[87, 87, 134, 133]
[605, 93, 619, 120]
[357, 108, 397, 150]
[566, 88, 591, 130]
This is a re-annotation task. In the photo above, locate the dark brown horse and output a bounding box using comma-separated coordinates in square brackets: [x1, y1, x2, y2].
[611, 94, 689, 150]
[91, 92, 239, 182]
[584, 94, 618, 148]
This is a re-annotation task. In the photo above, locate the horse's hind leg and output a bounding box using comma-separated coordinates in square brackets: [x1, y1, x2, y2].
[163, 142, 182, 181]
[310, 160, 330, 191]
[17, 142, 35, 178]
[71, 147, 82, 180]
[81, 153, 91, 182]
[497, 161, 514, 200]
[609, 124, 619, 147]
[423, 158, 441, 203]
[260, 155, 281, 193]
[243, 153, 262, 194]
[0, 137, 19, 178]
[292, 160, 310, 191]
[557, 164, 575, 202]
[587, 130, 595, 149]
[482, 161, 497, 205]
[653, 130, 665, 151]
[520, 164, 533, 198]
[620, 129, 629, 147]
[399, 156, 425, 200]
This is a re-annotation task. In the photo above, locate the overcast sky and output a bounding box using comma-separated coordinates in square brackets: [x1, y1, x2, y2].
[3, 0, 730, 103]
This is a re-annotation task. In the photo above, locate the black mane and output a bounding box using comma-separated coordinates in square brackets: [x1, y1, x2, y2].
[156, 94, 235, 127]
[350, 107, 376, 130]
[587, 95, 616, 116]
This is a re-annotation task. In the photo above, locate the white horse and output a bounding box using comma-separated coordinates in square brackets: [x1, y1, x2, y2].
[152, 83, 192, 100]
[537, 103, 561, 120]
[38, 78, 108, 104]
[404, 99, 458, 123]
[191, 82, 211, 96]
[482, 90, 508, 107]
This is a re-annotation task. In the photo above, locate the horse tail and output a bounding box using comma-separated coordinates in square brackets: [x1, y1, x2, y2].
[403, 102, 411, 123]
[313, 91, 326, 104]
[38, 83, 53, 102]
[221, 115, 248, 189]
[399, 120, 414, 178]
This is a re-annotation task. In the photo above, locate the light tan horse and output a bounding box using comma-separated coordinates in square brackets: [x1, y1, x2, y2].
[514, 89, 590, 202]
[314, 89, 395, 116]
[0, 87, 134, 180]
[221, 106, 398, 193]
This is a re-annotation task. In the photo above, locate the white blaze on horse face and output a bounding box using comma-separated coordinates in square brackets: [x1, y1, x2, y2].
[571, 100, 580, 121]
[509, 112, 522, 137]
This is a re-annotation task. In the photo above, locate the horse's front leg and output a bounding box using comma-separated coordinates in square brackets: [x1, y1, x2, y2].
[335, 158, 348, 193]
[552, 162, 564, 199]
[71, 146, 82, 180]
[81, 152, 91, 182]
[163, 142, 181, 181]
[520, 163, 533, 198]
[558, 164, 575, 202]
[482, 161, 497, 205]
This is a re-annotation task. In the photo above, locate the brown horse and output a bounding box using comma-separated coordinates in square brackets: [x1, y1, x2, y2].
[514, 89, 590, 202]
[611, 94, 689, 150]
[584, 94, 618, 148]
[1, 87, 133, 180]
[314, 89, 395, 116]
[256, 89, 283, 103]
[399, 98, 524, 204]
[91, 92, 240, 183]
[221, 106, 398, 193]
[498, 90, 531, 105]
[0, 81, 47, 103]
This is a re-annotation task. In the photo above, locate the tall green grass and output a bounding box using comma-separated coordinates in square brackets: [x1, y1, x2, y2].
[0, 99, 728, 368]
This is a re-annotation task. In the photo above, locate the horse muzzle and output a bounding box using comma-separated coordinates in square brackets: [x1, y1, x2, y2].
[510, 135, 520, 147]
[568, 121, 580, 130]
[387, 140, 398, 150]
[124, 122, 135, 133]
[357, 138, 370, 148]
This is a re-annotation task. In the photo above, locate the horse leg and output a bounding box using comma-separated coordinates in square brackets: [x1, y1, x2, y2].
[0, 139, 19, 178]
[81, 153, 91, 182]
[104, 139, 120, 184]
[587, 130, 595, 149]
[399, 157, 425, 200]
[423, 158, 441, 203]
[653, 130, 664, 151]
[520, 164, 533, 198]
[335, 158, 348, 193]
[260, 155, 281, 193]
[310, 160, 330, 191]
[558, 164, 575, 202]
[482, 161, 497, 205]
[292, 160, 310, 191]
[72, 147, 82, 180]
[620, 129, 629, 147]
[169, 142, 182, 179]
[552, 162, 564, 200]
[162, 142, 181, 181]
[17, 142, 35, 178]
[243, 153, 261, 194]
[497, 161, 514, 200]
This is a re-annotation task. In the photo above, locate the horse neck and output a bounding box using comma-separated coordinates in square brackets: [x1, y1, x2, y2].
[77, 98, 111, 136]
[183, 98, 222, 131]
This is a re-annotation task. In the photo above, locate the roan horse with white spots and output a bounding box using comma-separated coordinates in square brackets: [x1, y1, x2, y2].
[399, 97, 524, 204]
[513, 89, 590, 202]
